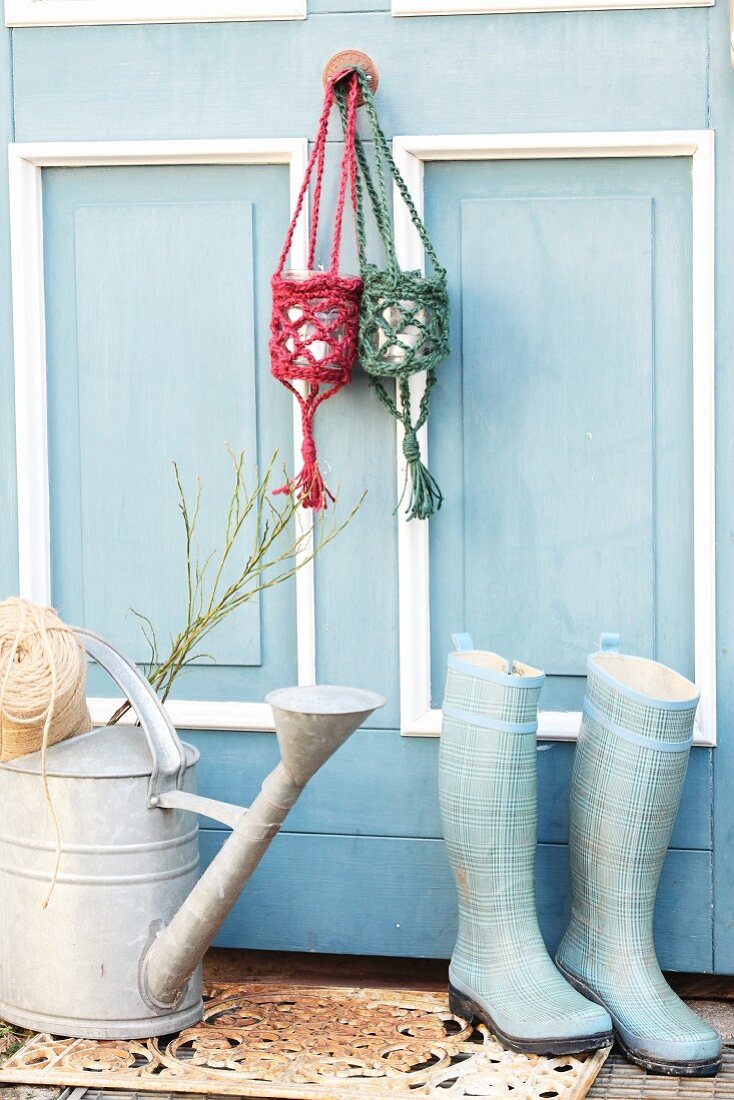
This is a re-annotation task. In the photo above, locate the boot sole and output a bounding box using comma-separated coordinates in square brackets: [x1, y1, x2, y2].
[448, 982, 614, 1057]
[555, 958, 723, 1078]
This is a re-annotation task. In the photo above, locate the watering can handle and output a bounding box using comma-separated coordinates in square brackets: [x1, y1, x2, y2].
[75, 628, 188, 801]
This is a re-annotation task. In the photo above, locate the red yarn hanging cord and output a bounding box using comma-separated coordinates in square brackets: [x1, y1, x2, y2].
[270, 70, 362, 510]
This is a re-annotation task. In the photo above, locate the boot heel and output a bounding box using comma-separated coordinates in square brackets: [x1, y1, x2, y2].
[448, 983, 478, 1024]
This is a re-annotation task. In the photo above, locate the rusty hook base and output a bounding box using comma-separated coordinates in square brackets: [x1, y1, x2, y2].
[323, 50, 379, 106]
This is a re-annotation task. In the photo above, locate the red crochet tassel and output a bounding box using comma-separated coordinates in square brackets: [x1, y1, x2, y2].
[270, 70, 362, 509]
[273, 399, 336, 511]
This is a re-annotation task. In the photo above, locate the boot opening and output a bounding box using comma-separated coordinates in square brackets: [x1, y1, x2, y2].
[592, 653, 697, 705]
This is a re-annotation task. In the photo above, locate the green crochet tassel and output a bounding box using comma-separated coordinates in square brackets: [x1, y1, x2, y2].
[401, 423, 443, 521]
[336, 70, 450, 521]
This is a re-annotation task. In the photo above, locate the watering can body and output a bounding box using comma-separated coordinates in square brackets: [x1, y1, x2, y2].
[0, 629, 385, 1041]
[0, 724, 204, 1039]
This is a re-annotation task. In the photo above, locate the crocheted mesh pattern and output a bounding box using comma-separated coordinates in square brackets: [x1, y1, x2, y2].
[270, 70, 362, 510]
[359, 265, 449, 381]
[439, 663, 608, 1038]
[557, 676, 718, 1047]
[271, 273, 362, 387]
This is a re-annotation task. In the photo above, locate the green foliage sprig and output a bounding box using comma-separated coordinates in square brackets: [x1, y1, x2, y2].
[109, 448, 362, 725]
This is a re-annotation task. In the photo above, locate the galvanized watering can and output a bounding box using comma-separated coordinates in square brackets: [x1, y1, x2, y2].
[0, 629, 384, 1040]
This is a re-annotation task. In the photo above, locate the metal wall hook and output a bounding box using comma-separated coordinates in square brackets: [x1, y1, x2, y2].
[323, 50, 379, 106]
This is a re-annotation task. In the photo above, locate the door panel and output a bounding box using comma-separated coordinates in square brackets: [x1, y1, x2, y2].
[74, 199, 259, 665]
[461, 193, 654, 674]
[426, 157, 694, 713]
[43, 163, 296, 699]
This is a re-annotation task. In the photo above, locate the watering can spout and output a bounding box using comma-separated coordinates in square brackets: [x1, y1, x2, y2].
[269, 685, 382, 785]
[141, 685, 384, 1012]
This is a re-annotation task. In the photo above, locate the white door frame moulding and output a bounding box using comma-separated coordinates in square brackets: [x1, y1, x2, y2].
[392, 129, 716, 746]
[5, 0, 305, 27]
[392, 0, 710, 14]
[9, 137, 311, 734]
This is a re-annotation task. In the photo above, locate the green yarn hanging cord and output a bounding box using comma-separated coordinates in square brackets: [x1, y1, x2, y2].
[337, 69, 450, 521]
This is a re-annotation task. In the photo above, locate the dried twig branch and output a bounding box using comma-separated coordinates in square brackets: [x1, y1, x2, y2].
[109, 450, 363, 725]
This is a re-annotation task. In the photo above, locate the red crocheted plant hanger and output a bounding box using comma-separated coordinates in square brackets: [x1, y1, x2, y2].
[270, 69, 362, 510]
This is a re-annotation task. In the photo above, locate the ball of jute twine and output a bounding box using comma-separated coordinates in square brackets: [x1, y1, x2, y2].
[0, 598, 91, 906]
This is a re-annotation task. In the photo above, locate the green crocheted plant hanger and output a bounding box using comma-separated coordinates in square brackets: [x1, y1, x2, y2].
[336, 68, 450, 521]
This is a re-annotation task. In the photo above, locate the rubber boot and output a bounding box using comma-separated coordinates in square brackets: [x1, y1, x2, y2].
[555, 634, 722, 1077]
[439, 635, 613, 1055]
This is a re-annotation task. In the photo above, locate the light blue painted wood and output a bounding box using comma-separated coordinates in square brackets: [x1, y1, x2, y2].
[185, 729, 712, 849]
[11, 12, 707, 143]
[462, 195, 654, 674]
[426, 157, 695, 711]
[73, 200, 260, 664]
[199, 831, 713, 971]
[313, 370, 401, 731]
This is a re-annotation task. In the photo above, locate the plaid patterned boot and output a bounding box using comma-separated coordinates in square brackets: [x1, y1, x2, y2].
[439, 635, 613, 1055]
[555, 634, 722, 1077]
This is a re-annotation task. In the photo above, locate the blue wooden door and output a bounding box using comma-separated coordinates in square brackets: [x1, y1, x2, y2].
[0, 0, 731, 971]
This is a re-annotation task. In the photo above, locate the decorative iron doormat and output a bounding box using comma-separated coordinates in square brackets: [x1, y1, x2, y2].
[0, 982, 610, 1099]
